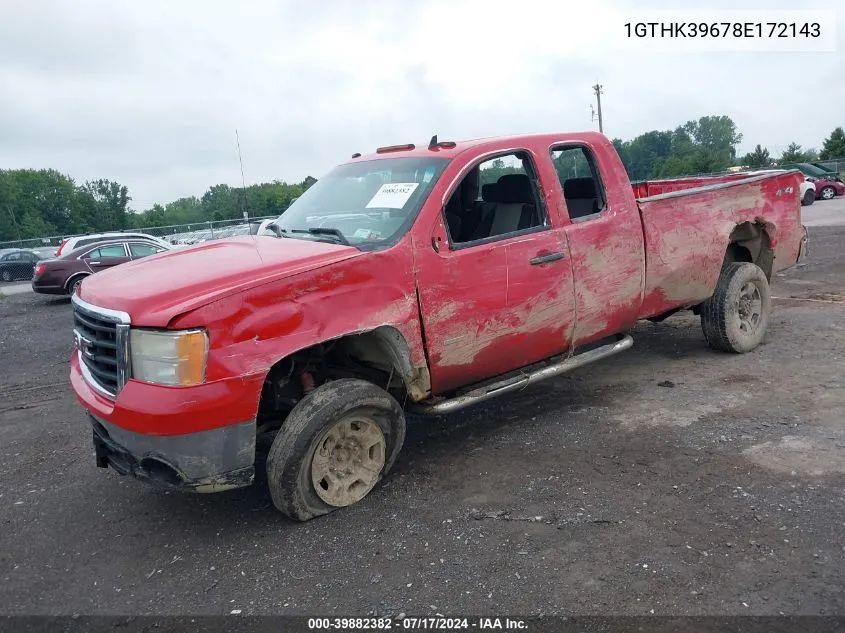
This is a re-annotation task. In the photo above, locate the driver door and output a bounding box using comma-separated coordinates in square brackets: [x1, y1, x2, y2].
[414, 151, 575, 394]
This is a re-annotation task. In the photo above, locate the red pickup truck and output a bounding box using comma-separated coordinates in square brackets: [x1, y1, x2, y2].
[70, 132, 808, 521]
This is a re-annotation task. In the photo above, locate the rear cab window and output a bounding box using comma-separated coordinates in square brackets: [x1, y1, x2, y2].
[550, 145, 608, 223]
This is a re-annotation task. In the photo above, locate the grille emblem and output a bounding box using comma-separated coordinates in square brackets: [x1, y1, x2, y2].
[73, 330, 95, 359]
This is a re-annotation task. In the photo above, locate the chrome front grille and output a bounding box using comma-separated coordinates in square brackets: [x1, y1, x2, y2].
[71, 295, 131, 398]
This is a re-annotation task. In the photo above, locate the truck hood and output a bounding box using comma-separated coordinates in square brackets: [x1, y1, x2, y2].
[79, 236, 362, 326]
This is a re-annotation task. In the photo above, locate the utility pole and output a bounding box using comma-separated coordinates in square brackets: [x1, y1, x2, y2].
[235, 128, 249, 223]
[6, 204, 22, 241]
[592, 83, 604, 134]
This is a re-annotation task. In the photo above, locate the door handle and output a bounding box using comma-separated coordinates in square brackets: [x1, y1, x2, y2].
[88, 261, 101, 265]
[529, 252, 565, 265]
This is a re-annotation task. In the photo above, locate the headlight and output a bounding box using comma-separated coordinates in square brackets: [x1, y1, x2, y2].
[129, 329, 208, 386]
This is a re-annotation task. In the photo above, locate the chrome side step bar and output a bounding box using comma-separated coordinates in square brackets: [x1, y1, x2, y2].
[411, 334, 634, 415]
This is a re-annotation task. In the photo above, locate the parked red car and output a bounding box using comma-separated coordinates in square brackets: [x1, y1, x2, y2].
[809, 177, 845, 200]
[33, 238, 170, 295]
[70, 131, 807, 521]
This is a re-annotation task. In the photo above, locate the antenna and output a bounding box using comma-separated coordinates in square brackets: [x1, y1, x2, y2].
[235, 129, 248, 222]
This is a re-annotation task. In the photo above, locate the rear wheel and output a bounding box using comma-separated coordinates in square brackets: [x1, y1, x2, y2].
[802, 189, 815, 206]
[701, 262, 771, 353]
[266, 378, 406, 521]
[66, 275, 86, 295]
[820, 186, 836, 200]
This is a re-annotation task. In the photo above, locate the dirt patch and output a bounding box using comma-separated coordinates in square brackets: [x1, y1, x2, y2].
[613, 397, 745, 430]
[2, 227, 845, 616]
[744, 435, 845, 476]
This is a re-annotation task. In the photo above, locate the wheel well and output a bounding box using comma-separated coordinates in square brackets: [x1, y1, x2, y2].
[65, 273, 90, 293]
[256, 327, 428, 434]
[726, 221, 774, 281]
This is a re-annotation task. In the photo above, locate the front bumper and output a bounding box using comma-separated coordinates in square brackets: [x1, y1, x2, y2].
[89, 414, 256, 493]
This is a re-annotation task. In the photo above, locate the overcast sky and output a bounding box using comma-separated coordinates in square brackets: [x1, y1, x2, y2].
[0, 0, 841, 209]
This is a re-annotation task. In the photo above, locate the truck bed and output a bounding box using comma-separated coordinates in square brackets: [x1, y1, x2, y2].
[630, 170, 786, 199]
[635, 170, 805, 319]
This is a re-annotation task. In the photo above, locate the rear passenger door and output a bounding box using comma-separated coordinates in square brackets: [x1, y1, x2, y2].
[23, 252, 39, 278]
[415, 150, 576, 394]
[81, 244, 130, 272]
[552, 143, 644, 345]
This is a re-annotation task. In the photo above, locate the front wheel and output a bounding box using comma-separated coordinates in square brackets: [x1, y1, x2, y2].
[820, 186, 836, 200]
[1, 270, 11, 282]
[266, 378, 406, 521]
[802, 189, 815, 206]
[701, 262, 771, 353]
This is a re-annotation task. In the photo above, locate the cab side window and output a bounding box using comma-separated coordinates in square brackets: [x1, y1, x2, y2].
[551, 145, 607, 222]
[443, 151, 547, 246]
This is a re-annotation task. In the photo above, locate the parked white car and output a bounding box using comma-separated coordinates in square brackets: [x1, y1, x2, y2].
[800, 179, 816, 207]
[55, 232, 171, 257]
[742, 169, 816, 207]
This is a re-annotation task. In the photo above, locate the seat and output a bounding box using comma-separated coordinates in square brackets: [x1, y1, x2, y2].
[563, 177, 600, 219]
[470, 174, 538, 240]
[481, 182, 499, 202]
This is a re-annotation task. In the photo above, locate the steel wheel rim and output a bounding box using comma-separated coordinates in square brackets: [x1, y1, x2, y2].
[310, 414, 386, 507]
[736, 281, 762, 335]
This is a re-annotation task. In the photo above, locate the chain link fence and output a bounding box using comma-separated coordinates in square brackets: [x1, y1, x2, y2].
[812, 158, 845, 175]
[0, 215, 279, 255]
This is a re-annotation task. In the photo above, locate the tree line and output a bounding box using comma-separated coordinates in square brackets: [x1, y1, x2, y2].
[0, 173, 317, 242]
[1, 120, 843, 242]
[612, 119, 845, 182]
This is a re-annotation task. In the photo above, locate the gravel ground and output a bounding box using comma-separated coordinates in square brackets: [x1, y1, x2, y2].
[1, 227, 844, 617]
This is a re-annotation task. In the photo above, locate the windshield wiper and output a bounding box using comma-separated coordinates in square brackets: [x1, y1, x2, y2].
[287, 227, 350, 246]
[266, 222, 288, 238]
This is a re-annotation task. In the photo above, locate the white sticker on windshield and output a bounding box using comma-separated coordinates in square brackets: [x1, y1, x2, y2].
[365, 182, 419, 209]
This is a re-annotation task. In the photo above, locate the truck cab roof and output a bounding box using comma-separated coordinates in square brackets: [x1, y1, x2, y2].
[348, 131, 610, 164]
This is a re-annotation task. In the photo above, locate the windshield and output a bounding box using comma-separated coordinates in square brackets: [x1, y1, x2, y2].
[271, 156, 450, 248]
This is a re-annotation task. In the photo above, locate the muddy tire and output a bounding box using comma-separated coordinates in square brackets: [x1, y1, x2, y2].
[802, 189, 815, 206]
[266, 378, 406, 521]
[701, 262, 771, 353]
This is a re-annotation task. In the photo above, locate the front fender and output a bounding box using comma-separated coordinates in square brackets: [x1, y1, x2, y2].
[169, 245, 431, 412]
